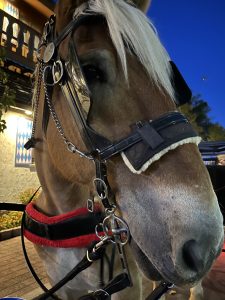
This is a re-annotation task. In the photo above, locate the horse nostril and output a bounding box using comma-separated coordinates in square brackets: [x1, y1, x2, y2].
[182, 240, 204, 273]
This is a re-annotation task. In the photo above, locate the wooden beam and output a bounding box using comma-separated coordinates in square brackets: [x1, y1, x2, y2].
[22, 0, 53, 18]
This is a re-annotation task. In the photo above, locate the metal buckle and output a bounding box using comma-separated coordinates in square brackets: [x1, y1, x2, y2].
[66, 141, 93, 160]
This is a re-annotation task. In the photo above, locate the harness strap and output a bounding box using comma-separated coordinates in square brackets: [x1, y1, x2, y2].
[79, 273, 131, 300]
[37, 242, 106, 300]
[0, 203, 26, 211]
[145, 282, 174, 300]
[99, 112, 198, 162]
[94, 160, 115, 210]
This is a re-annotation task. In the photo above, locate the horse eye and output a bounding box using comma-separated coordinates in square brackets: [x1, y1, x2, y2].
[82, 64, 105, 84]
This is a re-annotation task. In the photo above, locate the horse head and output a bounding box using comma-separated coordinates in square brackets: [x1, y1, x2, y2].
[29, 0, 224, 297]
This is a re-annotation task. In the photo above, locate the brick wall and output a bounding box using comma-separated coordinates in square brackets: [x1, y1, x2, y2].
[0, 110, 40, 203]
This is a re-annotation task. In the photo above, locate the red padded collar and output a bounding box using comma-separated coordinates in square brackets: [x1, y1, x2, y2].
[24, 202, 103, 248]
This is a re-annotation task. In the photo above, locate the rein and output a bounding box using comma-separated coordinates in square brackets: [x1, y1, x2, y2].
[22, 3, 201, 300]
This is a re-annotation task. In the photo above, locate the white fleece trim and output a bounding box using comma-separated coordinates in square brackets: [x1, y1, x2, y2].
[121, 136, 202, 174]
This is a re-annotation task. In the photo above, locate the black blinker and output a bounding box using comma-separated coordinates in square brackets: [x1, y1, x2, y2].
[170, 61, 192, 106]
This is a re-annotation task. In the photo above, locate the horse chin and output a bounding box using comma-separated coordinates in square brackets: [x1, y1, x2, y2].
[130, 239, 162, 281]
[130, 237, 221, 288]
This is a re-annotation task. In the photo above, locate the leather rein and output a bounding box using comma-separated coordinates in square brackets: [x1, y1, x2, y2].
[22, 4, 200, 300]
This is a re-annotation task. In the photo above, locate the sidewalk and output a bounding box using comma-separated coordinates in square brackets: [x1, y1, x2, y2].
[0, 236, 50, 299]
[0, 236, 225, 300]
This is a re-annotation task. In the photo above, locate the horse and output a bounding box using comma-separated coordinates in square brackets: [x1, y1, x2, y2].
[23, 0, 224, 299]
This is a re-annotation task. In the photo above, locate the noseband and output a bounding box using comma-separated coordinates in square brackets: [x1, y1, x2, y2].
[24, 3, 200, 300]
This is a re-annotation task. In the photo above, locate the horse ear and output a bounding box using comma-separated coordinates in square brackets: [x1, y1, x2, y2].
[54, 0, 86, 32]
[133, 0, 151, 12]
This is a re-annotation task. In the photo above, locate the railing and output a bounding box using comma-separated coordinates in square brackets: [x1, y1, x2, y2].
[0, 9, 41, 72]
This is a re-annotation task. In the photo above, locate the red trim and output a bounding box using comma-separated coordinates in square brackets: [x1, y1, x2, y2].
[26, 202, 98, 224]
[24, 229, 100, 248]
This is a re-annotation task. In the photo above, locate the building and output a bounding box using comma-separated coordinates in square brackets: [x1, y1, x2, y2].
[0, 0, 54, 202]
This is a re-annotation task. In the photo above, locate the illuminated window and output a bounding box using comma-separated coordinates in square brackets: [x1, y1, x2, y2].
[4, 1, 19, 19]
[15, 117, 33, 167]
[1, 1, 19, 47]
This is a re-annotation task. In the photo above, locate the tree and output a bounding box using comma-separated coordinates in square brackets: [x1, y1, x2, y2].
[0, 48, 16, 133]
[207, 123, 225, 141]
[180, 94, 225, 141]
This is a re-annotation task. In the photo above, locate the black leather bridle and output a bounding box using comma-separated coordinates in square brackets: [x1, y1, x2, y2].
[23, 2, 200, 299]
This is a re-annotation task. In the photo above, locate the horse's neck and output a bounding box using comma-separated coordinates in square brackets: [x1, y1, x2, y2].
[34, 147, 90, 215]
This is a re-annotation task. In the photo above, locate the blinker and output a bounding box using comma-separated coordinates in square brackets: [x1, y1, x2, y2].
[170, 61, 192, 106]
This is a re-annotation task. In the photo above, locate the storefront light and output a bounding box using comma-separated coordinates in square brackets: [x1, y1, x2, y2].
[10, 106, 33, 116]
[25, 110, 33, 116]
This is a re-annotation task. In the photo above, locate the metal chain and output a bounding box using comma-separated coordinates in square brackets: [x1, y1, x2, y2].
[31, 61, 44, 140]
[42, 75, 93, 160]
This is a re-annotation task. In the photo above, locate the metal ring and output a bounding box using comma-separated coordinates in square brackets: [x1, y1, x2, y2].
[86, 250, 93, 263]
[67, 141, 77, 153]
[52, 60, 64, 84]
[95, 223, 104, 239]
[93, 178, 108, 199]
[102, 214, 130, 246]
[43, 65, 55, 86]
[93, 289, 110, 298]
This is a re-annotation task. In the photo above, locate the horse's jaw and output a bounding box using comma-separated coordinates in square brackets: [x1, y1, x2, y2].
[130, 235, 223, 288]
[130, 239, 162, 281]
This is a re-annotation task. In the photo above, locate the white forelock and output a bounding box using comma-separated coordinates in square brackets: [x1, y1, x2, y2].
[75, 0, 176, 101]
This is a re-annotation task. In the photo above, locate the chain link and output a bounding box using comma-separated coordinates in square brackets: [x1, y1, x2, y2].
[31, 61, 44, 140]
[42, 74, 93, 160]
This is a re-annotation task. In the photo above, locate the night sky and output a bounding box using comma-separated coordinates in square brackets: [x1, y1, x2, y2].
[148, 0, 225, 128]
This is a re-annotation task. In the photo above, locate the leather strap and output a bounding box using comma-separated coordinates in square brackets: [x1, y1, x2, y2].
[145, 282, 173, 300]
[98, 112, 197, 161]
[0, 203, 26, 211]
[79, 273, 131, 300]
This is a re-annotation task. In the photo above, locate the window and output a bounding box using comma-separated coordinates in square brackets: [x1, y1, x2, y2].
[15, 117, 33, 167]
[1, 1, 19, 48]
[4, 1, 19, 19]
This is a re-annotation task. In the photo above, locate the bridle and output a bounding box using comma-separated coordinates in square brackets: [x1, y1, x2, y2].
[23, 2, 201, 299]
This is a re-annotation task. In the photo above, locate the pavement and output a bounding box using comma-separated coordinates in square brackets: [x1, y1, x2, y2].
[0, 236, 50, 300]
[0, 236, 225, 300]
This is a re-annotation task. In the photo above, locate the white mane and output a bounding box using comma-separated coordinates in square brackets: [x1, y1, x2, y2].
[75, 0, 175, 101]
